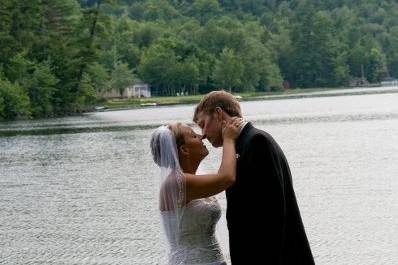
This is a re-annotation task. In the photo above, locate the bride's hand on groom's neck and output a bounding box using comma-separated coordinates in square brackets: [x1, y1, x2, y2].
[222, 117, 244, 141]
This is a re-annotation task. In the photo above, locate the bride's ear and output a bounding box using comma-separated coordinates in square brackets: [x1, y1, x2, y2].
[179, 145, 189, 157]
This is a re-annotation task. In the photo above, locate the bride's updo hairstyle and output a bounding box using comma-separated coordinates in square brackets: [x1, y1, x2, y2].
[150, 123, 185, 169]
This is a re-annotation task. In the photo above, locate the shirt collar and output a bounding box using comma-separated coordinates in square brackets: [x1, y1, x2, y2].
[238, 121, 249, 136]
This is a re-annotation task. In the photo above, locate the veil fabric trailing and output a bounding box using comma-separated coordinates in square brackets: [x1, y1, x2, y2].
[150, 125, 186, 259]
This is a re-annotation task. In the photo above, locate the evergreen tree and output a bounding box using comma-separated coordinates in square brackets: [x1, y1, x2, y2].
[28, 62, 59, 117]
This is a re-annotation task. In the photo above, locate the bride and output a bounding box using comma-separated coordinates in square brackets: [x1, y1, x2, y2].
[150, 117, 243, 265]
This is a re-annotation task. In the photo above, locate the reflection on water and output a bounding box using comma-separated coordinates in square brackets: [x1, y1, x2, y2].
[1, 93, 398, 265]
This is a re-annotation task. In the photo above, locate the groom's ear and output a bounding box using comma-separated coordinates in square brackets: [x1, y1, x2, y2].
[214, 107, 224, 121]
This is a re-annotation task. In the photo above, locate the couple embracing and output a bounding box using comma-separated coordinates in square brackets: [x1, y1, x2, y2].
[150, 91, 315, 265]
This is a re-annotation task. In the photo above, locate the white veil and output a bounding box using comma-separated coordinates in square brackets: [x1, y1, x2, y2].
[150, 125, 186, 263]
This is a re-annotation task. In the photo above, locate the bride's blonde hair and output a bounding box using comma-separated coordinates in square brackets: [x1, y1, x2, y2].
[150, 123, 186, 168]
[167, 123, 185, 150]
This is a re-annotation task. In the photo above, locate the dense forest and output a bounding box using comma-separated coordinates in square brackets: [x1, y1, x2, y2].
[1, 0, 398, 120]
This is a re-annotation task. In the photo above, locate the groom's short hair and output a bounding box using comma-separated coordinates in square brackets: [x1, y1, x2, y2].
[193, 90, 242, 122]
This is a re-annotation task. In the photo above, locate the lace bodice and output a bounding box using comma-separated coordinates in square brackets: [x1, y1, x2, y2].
[160, 197, 225, 265]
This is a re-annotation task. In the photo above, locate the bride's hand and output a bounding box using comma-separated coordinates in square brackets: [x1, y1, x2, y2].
[222, 117, 244, 141]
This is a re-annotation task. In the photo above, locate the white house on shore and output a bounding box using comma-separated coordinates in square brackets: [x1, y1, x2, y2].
[98, 83, 151, 99]
[132, 83, 151, 97]
[380, 77, 398, 86]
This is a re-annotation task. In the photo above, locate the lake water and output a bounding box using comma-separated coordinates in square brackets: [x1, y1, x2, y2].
[1, 93, 397, 265]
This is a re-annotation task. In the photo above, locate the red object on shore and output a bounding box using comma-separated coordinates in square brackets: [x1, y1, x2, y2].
[283, 80, 290, 90]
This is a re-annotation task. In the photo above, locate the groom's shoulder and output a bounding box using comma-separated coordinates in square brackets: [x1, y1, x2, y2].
[251, 126, 286, 154]
[239, 123, 278, 148]
[245, 125, 276, 148]
[249, 125, 274, 141]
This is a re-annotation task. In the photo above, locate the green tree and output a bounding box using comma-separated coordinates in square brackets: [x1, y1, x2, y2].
[0, 79, 31, 120]
[238, 35, 282, 91]
[132, 22, 165, 48]
[367, 48, 387, 83]
[40, 0, 82, 114]
[0, 1, 44, 64]
[348, 43, 368, 79]
[28, 62, 59, 117]
[87, 62, 110, 94]
[113, 16, 141, 68]
[213, 48, 243, 92]
[290, 2, 341, 87]
[75, 0, 114, 93]
[73, 73, 97, 112]
[174, 59, 200, 95]
[139, 42, 178, 95]
[142, 0, 179, 21]
[198, 19, 232, 54]
[5, 52, 34, 86]
[192, 0, 221, 24]
[0, 96, 4, 118]
[110, 61, 135, 96]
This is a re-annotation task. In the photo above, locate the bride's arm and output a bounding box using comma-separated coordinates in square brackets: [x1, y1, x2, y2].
[184, 118, 242, 202]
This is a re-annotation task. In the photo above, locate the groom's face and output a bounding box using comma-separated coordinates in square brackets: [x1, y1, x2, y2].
[196, 111, 223, 148]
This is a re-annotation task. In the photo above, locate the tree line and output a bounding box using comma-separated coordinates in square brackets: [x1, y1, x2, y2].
[1, 0, 398, 120]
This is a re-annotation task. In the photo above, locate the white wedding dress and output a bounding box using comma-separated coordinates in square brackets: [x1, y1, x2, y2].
[160, 197, 227, 265]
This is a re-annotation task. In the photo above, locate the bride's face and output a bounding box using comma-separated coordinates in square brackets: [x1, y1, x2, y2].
[180, 125, 209, 162]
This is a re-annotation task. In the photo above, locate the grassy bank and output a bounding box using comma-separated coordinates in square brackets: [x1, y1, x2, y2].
[103, 88, 334, 110]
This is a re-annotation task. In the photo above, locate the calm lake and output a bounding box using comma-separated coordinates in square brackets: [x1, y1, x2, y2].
[1, 92, 397, 264]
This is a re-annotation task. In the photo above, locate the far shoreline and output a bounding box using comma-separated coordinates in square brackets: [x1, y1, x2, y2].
[96, 86, 398, 113]
[1, 86, 397, 123]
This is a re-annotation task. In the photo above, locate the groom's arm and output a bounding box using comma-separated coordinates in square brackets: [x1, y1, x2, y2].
[243, 134, 286, 262]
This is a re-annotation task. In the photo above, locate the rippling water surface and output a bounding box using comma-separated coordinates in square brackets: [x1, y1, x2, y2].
[1, 93, 398, 264]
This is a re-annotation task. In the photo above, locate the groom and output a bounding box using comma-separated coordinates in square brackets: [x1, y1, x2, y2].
[193, 91, 315, 265]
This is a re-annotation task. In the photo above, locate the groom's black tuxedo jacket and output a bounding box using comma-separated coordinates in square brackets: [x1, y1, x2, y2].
[226, 123, 315, 265]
